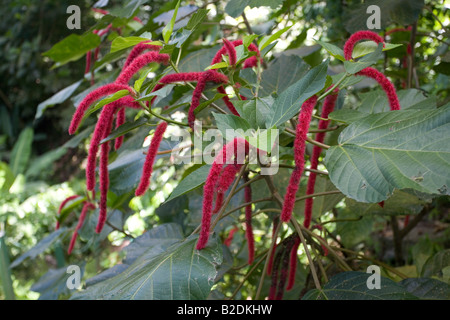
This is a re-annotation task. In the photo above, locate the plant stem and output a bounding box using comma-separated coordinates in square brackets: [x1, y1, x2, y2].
[291, 218, 322, 290]
[317, 73, 348, 102]
[334, 247, 409, 279]
[255, 220, 281, 300]
[210, 164, 248, 231]
[229, 251, 268, 300]
[138, 100, 189, 127]
[169, 60, 228, 114]
[295, 190, 341, 203]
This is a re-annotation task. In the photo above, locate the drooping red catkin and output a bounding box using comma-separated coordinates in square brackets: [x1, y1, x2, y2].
[222, 38, 237, 66]
[68, 83, 135, 135]
[211, 39, 260, 69]
[86, 96, 141, 191]
[212, 164, 242, 214]
[68, 202, 96, 254]
[123, 41, 162, 69]
[56, 195, 80, 230]
[280, 95, 318, 223]
[135, 121, 168, 196]
[356, 67, 401, 111]
[244, 174, 255, 265]
[187, 70, 230, 128]
[115, 51, 170, 84]
[343, 30, 385, 60]
[275, 237, 296, 300]
[216, 86, 240, 116]
[303, 90, 339, 228]
[196, 138, 250, 250]
[286, 236, 301, 291]
[188, 73, 208, 128]
[267, 216, 279, 275]
[224, 226, 239, 246]
[96, 118, 113, 234]
[404, 215, 410, 227]
[268, 247, 283, 300]
[114, 107, 126, 150]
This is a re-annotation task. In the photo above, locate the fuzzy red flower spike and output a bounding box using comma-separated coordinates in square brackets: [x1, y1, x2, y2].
[280, 95, 318, 223]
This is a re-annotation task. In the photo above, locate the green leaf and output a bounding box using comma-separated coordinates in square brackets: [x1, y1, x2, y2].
[110, 36, 157, 53]
[303, 271, 418, 300]
[194, 93, 227, 115]
[25, 147, 67, 179]
[343, 0, 425, 33]
[205, 61, 228, 70]
[267, 59, 329, 128]
[421, 249, 450, 281]
[10, 228, 68, 268]
[233, 97, 274, 129]
[31, 265, 85, 300]
[400, 278, 450, 300]
[0, 162, 15, 192]
[224, 0, 250, 18]
[224, 0, 283, 18]
[315, 40, 345, 61]
[109, 0, 147, 18]
[42, 33, 101, 67]
[243, 34, 259, 48]
[177, 47, 219, 72]
[84, 90, 130, 119]
[165, 165, 211, 202]
[324, 108, 450, 203]
[35, 80, 83, 120]
[71, 233, 222, 300]
[213, 112, 253, 140]
[259, 54, 310, 97]
[10, 127, 34, 177]
[258, 26, 291, 52]
[186, 8, 209, 30]
[344, 43, 383, 74]
[344, 190, 426, 217]
[353, 42, 403, 59]
[358, 88, 437, 114]
[100, 117, 150, 144]
[162, 0, 181, 44]
[328, 110, 370, 125]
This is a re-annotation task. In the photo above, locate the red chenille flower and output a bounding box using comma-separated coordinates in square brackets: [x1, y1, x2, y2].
[280, 95, 318, 223]
[68, 202, 96, 254]
[135, 121, 168, 196]
[56, 195, 80, 230]
[196, 138, 250, 250]
[357, 67, 401, 111]
[68, 83, 135, 135]
[304, 90, 338, 228]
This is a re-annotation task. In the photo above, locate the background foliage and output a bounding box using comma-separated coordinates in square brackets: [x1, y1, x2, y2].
[0, 0, 449, 300]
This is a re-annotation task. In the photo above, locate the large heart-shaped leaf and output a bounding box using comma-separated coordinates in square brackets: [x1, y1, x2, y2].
[10, 228, 68, 268]
[259, 54, 310, 97]
[325, 107, 450, 203]
[71, 233, 222, 300]
[267, 59, 329, 128]
[303, 271, 418, 300]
